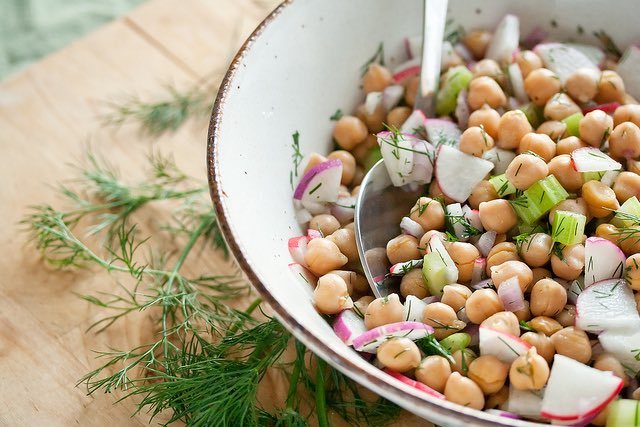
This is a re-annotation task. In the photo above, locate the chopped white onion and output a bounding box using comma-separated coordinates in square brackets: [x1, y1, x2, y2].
[475, 230, 497, 257]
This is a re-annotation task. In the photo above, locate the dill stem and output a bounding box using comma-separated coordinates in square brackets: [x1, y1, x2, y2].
[244, 297, 262, 316]
[285, 355, 301, 417]
[315, 358, 329, 427]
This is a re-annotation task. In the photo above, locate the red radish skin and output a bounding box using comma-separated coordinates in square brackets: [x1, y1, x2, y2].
[333, 309, 367, 345]
[352, 321, 434, 353]
[392, 58, 421, 83]
[582, 102, 620, 114]
[288, 236, 310, 264]
[384, 368, 446, 400]
[571, 147, 622, 173]
[584, 237, 626, 287]
[479, 325, 531, 363]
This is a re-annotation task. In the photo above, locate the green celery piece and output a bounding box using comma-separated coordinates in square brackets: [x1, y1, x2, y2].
[439, 333, 471, 353]
[518, 223, 548, 235]
[435, 66, 473, 116]
[582, 171, 605, 183]
[561, 112, 584, 137]
[605, 399, 640, 427]
[519, 103, 544, 128]
[489, 174, 517, 197]
[612, 196, 640, 227]
[362, 146, 382, 172]
[422, 252, 449, 296]
[552, 210, 586, 245]
[513, 175, 569, 224]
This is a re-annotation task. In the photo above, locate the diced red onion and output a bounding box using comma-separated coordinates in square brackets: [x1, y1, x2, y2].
[455, 90, 470, 129]
[582, 102, 620, 114]
[471, 257, 487, 284]
[498, 276, 525, 312]
[457, 307, 470, 323]
[464, 324, 480, 346]
[523, 26, 547, 49]
[331, 196, 355, 224]
[472, 279, 493, 290]
[454, 43, 474, 63]
[422, 296, 441, 304]
[475, 230, 497, 257]
[400, 216, 425, 238]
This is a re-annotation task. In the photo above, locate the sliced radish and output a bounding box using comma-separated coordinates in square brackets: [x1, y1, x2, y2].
[400, 109, 427, 135]
[382, 85, 404, 111]
[383, 368, 446, 400]
[425, 119, 462, 148]
[331, 196, 356, 224]
[485, 14, 520, 64]
[616, 46, 640, 101]
[540, 354, 624, 423]
[455, 90, 470, 129]
[576, 278, 640, 333]
[364, 91, 383, 115]
[307, 229, 322, 239]
[435, 145, 494, 202]
[403, 295, 427, 322]
[498, 276, 525, 312]
[407, 139, 435, 185]
[333, 309, 367, 345]
[567, 275, 585, 305]
[534, 43, 598, 82]
[506, 387, 544, 419]
[475, 231, 497, 257]
[288, 263, 317, 298]
[390, 259, 423, 276]
[293, 159, 343, 210]
[584, 237, 626, 287]
[288, 235, 309, 265]
[462, 205, 483, 232]
[400, 216, 425, 238]
[392, 57, 421, 83]
[295, 208, 312, 225]
[377, 131, 414, 187]
[508, 63, 528, 104]
[471, 257, 487, 284]
[571, 147, 622, 173]
[445, 203, 468, 241]
[582, 102, 620, 115]
[598, 329, 640, 376]
[404, 35, 422, 59]
[479, 325, 531, 363]
[483, 147, 516, 175]
[566, 42, 605, 67]
[352, 321, 434, 353]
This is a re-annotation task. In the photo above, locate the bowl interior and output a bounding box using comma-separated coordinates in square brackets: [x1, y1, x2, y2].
[209, 1, 637, 425]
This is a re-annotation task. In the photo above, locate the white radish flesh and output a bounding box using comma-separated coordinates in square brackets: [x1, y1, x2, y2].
[330, 196, 356, 224]
[508, 63, 528, 104]
[445, 203, 467, 241]
[377, 131, 414, 187]
[400, 109, 427, 135]
[462, 205, 483, 232]
[584, 237, 626, 287]
[485, 14, 520, 65]
[288, 236, 309, 265]
[571, 147, 622, 173]
[534, 43, 599, 82]
[400, 216, 425, 238]
[479, 325, 531, 363]
[333, 309, 367, 345]
[483, 147, 517, 175]
[567, 275, 585, 305]
[382, 85, 404, 111]
[598, 329, 640, 376]
[352, 321, 434, 353]
[576, 278, 640, 333]
[293, 159, 343, 209]
[617, 46, 640, 101]
[364, 91, 383, 115]
[435, 145, 495, 202]
[407, 139, 435, 184]
[390, 259, 423, 276]
[506, 388, 545, 419]
[403, 295, 427, 322]
[288, 263, 317, 298]
[566, 42, 605, 67]
[498, 276, 525, 312]
[425, 119, 462, 148]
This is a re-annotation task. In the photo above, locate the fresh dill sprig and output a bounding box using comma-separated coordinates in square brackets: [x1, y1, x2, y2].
[593, 30, 623, 58]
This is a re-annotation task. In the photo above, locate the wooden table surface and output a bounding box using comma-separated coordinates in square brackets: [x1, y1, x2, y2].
[0, 1, 429, 425]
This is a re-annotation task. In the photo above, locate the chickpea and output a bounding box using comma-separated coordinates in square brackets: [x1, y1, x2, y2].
[514, 300, 532, 322]
[335, 116, 370, 151]
[497, 110, 533, 150]
[519, 233, 553, 267]
[327, 228, 359, 264]
[463, 31, 492, 59]
[626, 254, 640, 291]
[608, 122, 640, 161]
[613, 171, 640, 203]
[491, 260, 533, 292]
[303, 152, 328, 173]
[509, 347, 550, 390]
[445, 372, 485, 409]
[327, 150, 356, 186]
[309, 214, 340, 236]
[304, 238, 348, 276]
[518, 132, 556, 162]
[376, 337, 421, 372]
[351, 136, 377, 166]
[544, 93, 581, 121]
[595, 70, 626, 104]
[592, 405, 610, 427]
[364, 293, 404, 329]
[400, 268, 429, 299]
[515, 50, 543, 78]
[485, 385, 509, 409]
[404, 75, 420, 107]
[505, 153, 549, 190]
[419, 230, 446, 255]
[386, 234, 420, 264]
[621, 227, 640, 255]
[551, 243, 585, 281]
[452, 348, 477, 375]
[386, 106, 411, 129]
[355, 102, 385, 133]
[409, 197, 445, 232]
[448, 242, 480, 283]
[629, 159, 640, 175]
[537, 120, 568, 142]
[550, 326, 592, 363]
[556, 135, 589, 155]
[565, 67, 600, 103]
[547, 154, 584, 192]
[465, 289, 503, 324]
[555, 304, 577, 327]
[362, 63, 392, 93]
[525, 68, 562, 106]
[579, 110, 614, 148]
[441, 284, 473, 313]
[593, 353, 629, 386]
[479, 200, 518, 234]
[423, 302, 466, 340]
[468, 76, 507, 110]
[467, 355, 509, 395]
[486, 242, 520, 273]
[481, 311, 520, 337]
[614, 103, 640, 127]
[329, 270, 368, 296]
[313, 273, 352, 314]
[459, 126, 495, 157]
[415, 355, 452, 392]
[595, 223, 620, 245]
[473, 59, 502, 79]
[582, 180, 620, 218]
[548, 198, 591, 224]
[429, 180, 455, 205]
[529, 315, 563, 337]
[531, 267, 552, 284]
[468, 106, 501, 139]
[468, 180, 498, 210]
[521, 331, 555, 363]
[353, 295, 374, 316]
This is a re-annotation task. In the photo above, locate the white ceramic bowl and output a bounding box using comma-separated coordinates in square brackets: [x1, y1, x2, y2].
[208, 1, 637, 425]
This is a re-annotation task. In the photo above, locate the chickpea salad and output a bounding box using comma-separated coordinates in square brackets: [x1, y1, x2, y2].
[288, 14, 640, 426]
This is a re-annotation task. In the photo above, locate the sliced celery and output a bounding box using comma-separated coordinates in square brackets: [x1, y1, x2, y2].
[582, 171, 605, 183]
[561, 112, 584, 137]
[519, 103, 544, 128]
[489, 174, 517, 197]
[439, 332, 471, 353]
[422, 252, 449, 296]
[512, 175, 569, 224]
[552, 210, 586, 245]
[612, 196, 640, 227]
[606, 399, 640, 427]
[435, 66, 473, 116]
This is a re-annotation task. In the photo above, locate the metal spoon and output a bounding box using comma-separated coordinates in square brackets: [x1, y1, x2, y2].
[354, 0, 448, 297]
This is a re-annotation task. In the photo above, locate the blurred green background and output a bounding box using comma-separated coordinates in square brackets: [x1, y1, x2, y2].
[0, 0, 146, 80]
